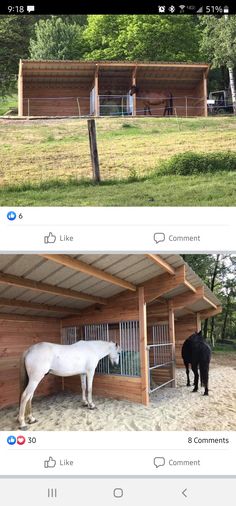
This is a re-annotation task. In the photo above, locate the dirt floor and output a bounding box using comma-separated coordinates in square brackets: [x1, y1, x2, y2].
[1, 356, 235, 431]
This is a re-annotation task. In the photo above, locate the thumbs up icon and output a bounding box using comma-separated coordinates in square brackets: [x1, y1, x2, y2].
[44, 456, 57, 468]
[44, 232, 56, 244]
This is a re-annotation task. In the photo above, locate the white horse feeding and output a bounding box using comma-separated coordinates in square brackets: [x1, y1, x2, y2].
[18, 340, 120, 430]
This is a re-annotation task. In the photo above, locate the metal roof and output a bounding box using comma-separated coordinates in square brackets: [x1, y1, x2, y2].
[0, 254, 221, 319]
[20, 60, 209, 89]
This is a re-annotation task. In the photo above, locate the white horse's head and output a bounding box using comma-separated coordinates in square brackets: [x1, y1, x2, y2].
[109, 342, 120, 365]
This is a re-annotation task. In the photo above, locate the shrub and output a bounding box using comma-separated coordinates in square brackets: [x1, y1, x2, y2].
[159, 152, 236, 175]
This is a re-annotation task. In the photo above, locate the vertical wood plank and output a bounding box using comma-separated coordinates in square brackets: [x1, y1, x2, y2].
[132, 66, 137, 116]
[168, 300, 176, 387]
[18, 60, 23, 117]
[139, 287, 149, 405]
[203, 70, 208, 117]
[94, 65, 99, 117]
[87, 119, 101, 183]
[196, 312, 202, 332]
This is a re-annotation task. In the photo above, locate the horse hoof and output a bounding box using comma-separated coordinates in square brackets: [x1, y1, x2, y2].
[187, 384, 191, 387]
[203, 392, 209, 396]
[82, 402, 88, 407]
[28, 418, 38, 424]
[192, 389, 198, 393]
[88, 405, 97, 410]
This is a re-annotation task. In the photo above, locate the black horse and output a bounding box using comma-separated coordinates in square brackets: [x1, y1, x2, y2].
[181, 331, 211, 396]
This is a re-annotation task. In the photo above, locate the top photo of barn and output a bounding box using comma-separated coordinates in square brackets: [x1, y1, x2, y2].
[0, 14, 236, 205]
[18, 60, 209, 118]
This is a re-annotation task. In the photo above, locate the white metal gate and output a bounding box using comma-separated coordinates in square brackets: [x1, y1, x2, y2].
[148, 324, 175, 393]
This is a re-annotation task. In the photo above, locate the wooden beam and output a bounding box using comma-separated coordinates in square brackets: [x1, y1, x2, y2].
[199, 306, 222, 319]
[0, 313, 58, 323]
[144, 265, 185, 304]
[131, 66, 137, 116]
[41, 254, 136, 292]
[138, 287, 149, 406]
[171, 286, 204, 309]
[196, 312, 202, 332]
[146, 254, 175, 275]
[0, 297, 80, 315]
[203, 69, 208, 117]
[184, 279, 197, 294]
[0, 271, 106, 305]
[94, 64, 99, 117]
[18, 59, 23, 116]
[168, 300, 176, 388]
[203, 295, 217, 310]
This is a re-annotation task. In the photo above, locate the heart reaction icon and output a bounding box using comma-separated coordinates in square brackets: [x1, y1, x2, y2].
[17, 435, 26, 445]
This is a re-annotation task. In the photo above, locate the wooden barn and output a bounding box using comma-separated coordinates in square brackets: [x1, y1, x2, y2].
[18, 60, 209, 118]
[0, 254, 221, 412]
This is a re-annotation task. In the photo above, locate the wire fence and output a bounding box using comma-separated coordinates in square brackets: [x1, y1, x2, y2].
[19, 94, 210, 118]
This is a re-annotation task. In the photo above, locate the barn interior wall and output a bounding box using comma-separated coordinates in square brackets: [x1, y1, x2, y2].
[175, 315, 199, 367]
[0, 318, 61, 408]
[23, 82, 91, 116]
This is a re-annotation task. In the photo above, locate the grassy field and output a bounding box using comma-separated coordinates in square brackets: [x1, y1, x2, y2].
[0, 94, 17, 116]
[0, 116, 235, 206]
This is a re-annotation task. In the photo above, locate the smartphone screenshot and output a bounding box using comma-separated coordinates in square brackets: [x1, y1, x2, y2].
[0, 2, 235, 504]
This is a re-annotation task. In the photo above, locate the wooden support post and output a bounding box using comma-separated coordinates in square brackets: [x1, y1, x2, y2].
[87, 119, 101, 183]
[27, 98, 30, 117]
[203, 70, 208, 117]
[76, 98, 81, 117]
[131, 66, 137, 116]
[94, 65, 99, 117]
[18, 59, 23, 117]
[196, 312, 201, 332]
[185, 96, 188, 118]
[139, 287, 149, 405]
[168, 300, 176, 388]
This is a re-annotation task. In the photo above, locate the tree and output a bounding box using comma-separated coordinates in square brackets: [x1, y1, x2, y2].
[182, 254, 236, 344]
[84, 15, 201, 62]
[200, 15, 236, 113]
[0, 15, 35, 96]
[30, 17, 86, 60]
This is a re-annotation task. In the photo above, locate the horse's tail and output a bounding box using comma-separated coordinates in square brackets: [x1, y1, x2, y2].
[169, 92, 173, 115]
[19, 352, 28, 406]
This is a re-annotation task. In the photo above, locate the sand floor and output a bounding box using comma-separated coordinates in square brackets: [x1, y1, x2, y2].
[1, 361, 236, 431]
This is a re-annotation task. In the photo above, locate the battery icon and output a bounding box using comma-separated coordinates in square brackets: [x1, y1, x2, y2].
[224, 5, 229, 13]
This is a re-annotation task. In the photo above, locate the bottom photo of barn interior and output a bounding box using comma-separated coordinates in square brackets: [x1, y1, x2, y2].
[0, 253, 235, 432]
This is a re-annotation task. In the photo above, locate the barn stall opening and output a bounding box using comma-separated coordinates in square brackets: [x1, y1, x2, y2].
[0, 254, 221, 420]
[18, 61, 209, 118]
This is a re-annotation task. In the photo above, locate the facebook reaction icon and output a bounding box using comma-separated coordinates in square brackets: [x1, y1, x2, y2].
[7, 435, 16, 445]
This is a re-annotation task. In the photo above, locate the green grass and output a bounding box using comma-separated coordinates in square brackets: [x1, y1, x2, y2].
[0, 116, 236, 205]
[0, 94, 17, 115]
[0, 171, 235, 206]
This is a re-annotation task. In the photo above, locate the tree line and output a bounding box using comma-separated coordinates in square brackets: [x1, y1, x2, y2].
[183, 254, 236, 346]
[0, 14, 236, 104]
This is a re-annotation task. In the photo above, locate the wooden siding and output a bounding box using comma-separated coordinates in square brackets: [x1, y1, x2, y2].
[0, 318, 61, 408]
[64, 374, 143, 404]
[175, 315, 199, 367]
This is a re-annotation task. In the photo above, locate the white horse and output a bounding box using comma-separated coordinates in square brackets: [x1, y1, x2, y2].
[18, 340, 120, 430]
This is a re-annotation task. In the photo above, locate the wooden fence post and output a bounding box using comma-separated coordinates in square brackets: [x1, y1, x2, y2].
[87, 119, 101, 183]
